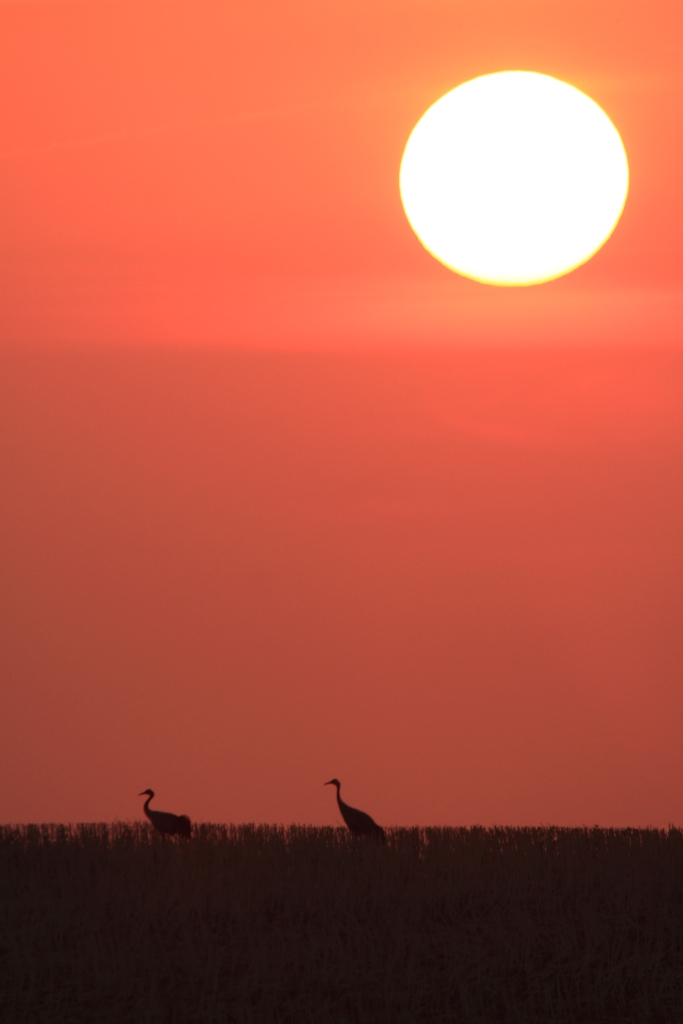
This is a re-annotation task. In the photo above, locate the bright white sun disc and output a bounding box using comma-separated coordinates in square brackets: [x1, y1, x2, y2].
[399, 71, 629, 286]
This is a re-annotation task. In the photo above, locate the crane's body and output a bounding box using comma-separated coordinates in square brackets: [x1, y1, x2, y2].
[325, 779, 385, 841]
[139, 789, 191, 837]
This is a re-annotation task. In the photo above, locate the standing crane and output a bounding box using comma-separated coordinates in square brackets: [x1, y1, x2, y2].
[139, 789, 192, 838]
[325, 779, 385, 841]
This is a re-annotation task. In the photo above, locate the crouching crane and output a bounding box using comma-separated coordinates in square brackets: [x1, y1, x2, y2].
[325, 779, 385, 841]
[139, 789, 192, 837]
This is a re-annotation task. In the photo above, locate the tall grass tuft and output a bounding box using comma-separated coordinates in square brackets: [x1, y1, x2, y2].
[1, 823, 681, 1022]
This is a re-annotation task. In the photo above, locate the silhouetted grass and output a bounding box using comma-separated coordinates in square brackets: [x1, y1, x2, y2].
[1, 823, 681, 1023]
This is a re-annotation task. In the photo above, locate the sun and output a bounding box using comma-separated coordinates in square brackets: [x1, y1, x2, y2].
[399, 71, 629, 286]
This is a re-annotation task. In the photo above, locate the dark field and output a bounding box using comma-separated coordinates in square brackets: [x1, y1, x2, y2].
[1, 824, 682, 1023]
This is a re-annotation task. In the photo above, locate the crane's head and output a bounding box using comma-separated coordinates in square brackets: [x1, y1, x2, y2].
[324, 779, 341, 788]
[139, 789, 154, 798]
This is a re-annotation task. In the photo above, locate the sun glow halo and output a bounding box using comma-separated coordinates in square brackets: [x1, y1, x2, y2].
[399, 72, 629, 286]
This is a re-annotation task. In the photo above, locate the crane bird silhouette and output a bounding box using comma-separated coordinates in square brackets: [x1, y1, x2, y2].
[139, 789, 192, 838]
[325, 779, 385, 841]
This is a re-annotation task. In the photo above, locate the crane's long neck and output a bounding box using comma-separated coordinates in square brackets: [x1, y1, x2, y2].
[143, 794, 153, 820]
[334, 783, 344, 812]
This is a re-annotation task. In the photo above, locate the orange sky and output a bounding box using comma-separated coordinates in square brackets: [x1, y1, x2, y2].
[1, 0, 682, 826]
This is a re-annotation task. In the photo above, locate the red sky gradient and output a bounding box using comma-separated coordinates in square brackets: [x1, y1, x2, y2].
[1, 0, 682, 826]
